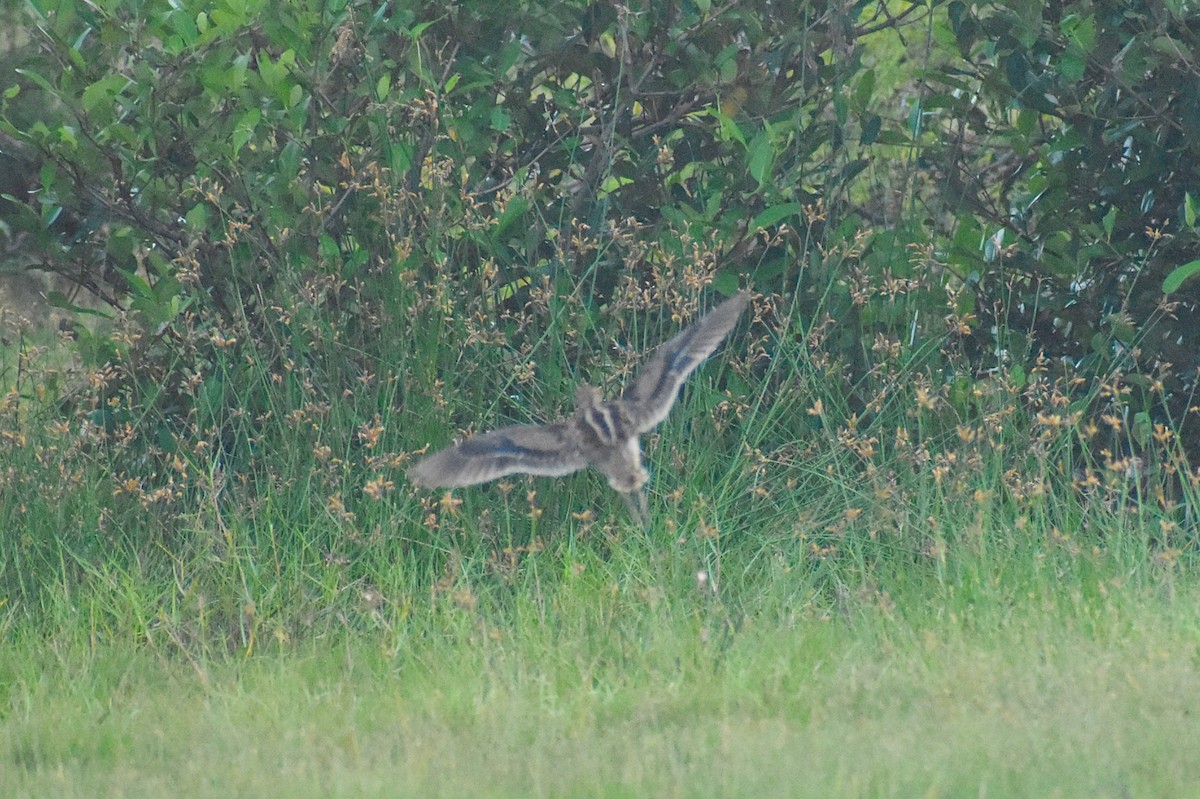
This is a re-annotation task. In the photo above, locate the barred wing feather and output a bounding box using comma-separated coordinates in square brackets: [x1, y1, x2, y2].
[409, 422, 587, 488]
[619, 291, 750, 433]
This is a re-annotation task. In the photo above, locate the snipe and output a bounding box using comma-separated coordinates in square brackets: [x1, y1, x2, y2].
[410, 291, 750, 527]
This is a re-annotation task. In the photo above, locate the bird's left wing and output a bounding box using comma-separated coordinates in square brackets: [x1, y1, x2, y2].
[618, 291, 750, 433]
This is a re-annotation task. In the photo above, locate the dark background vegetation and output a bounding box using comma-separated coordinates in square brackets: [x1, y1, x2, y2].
[1, 0, 1198, 633]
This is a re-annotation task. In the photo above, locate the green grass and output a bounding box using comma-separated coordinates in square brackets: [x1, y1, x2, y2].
[4, 262, 1198, 797]
[3, 529, 1200, 798]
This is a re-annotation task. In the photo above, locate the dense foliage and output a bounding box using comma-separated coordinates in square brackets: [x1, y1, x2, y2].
[924, 0, 1200, 447]
[0, 0, 873, 413]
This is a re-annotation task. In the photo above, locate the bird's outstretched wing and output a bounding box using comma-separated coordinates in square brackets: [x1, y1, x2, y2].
[409, 421, 587, 488]
[619, 291, 750, 433]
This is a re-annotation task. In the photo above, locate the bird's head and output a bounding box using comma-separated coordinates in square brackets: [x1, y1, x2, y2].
[574, 383, 603, 412]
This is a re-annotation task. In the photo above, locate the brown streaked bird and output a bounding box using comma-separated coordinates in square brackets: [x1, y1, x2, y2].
[409, 291, 751, 527]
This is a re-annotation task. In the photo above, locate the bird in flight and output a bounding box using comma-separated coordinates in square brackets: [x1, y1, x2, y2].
[409, 291, 750, 527]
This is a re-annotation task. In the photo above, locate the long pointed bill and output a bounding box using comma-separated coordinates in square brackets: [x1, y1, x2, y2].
[622, 490, 650, 531]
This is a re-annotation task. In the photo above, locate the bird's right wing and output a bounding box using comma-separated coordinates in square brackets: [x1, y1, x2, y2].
[409, 421, 587, 488]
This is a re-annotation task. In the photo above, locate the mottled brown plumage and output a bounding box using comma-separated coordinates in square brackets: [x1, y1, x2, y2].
[410, 291, 750, 526]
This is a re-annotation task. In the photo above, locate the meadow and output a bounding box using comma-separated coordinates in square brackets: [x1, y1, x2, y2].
[3, 283, 1199, 797]
[4, 0, 1200, 795]
[3, 519, 1198, 798]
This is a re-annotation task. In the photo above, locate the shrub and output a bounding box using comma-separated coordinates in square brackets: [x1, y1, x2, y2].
[922, 0, 1200, 460]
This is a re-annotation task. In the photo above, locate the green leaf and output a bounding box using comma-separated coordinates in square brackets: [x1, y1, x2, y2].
[185, 203, 210, 231]
[389, 140, 414, 173]
[907, 98, 923, 137]
[751, 203, 803, 232]
[872, 130, 912, 146]
[711, 108, 746, 147]
[860, 114, 881, 145]
[1060, 52, 1084, 81]
[711, 270, 740, 296]
[319, 234, 340, 261]
[1016, 108, 1036, 137]
[497, 275, 532, 301]
[854, 69, 875, 107]
[747, 128, 774, 187]
[115, 267, 153, 300]
[489, 106, 511, 132]
[492, 197, 530, 239]
[406, 19, 437, 39]
[754, 257, 788, 282]
[1162, 259, 1200, 294]
[1109, 318, 1136, 344]
[493, 41, 523, 76]
[1151, 35, 1188, 56]
[1102, 205, 1117, 238]
[231, 108, 260, 155]
[598, 175, 633, 195]
[47, 291, 113, 318]
[1132, 411, 1152, 447]
[839, 159, 868, 185]
[15, 68, 56, 95]
[81, 74, 128, 112]
[279, 140, 302, 179]
[1185, 193, 1197, 228]
[716, 46, 739, 83]
[833, 93, 848, 124]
